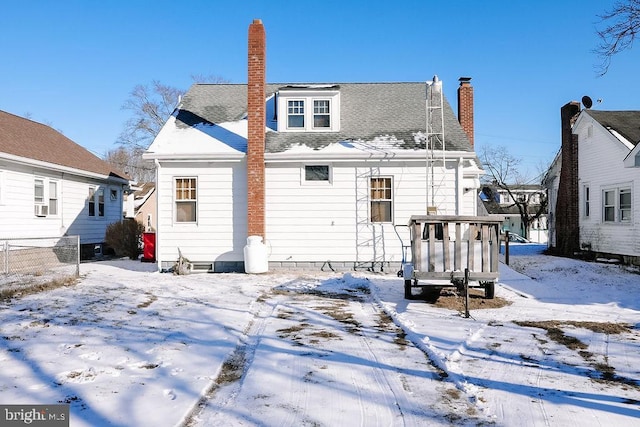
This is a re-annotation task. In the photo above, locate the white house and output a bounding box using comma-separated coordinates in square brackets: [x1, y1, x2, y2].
[546, 102, 640, 265]
[143, 19, 485, 273]
[480, 184, 548, 243]
[0, 110, 130, 258]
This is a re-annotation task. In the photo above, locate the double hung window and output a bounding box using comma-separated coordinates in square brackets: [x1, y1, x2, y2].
[602, 186, 632, 223]
[175, 178, 197, 223]
[370, 177, 393, 223]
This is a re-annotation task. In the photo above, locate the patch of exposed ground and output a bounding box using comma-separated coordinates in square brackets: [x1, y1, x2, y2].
[0, 276, 78, 301]
[432, 288, 511, 311]
[514, 320, 639, 389]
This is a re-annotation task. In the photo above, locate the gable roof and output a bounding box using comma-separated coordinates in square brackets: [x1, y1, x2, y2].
[172, 82, 474, 154]
[586, 110, 640, 147]
[0, 110, 128, 180]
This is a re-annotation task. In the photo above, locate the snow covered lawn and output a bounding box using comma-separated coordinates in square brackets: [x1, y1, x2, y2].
[0, 249, 639, 426]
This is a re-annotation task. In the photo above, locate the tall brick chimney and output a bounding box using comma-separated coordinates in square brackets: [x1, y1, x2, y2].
[555, 101, 581, 256]
[457, 77, 474, 147]
[247, 19, 266, 238]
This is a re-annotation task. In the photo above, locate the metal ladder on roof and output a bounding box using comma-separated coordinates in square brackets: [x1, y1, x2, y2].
[425, 76, 447, 214]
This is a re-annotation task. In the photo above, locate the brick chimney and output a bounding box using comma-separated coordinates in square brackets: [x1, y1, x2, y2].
[247, 19, 266, 238]
[457, 77, 474, 147]
[555, 101, 581, 256]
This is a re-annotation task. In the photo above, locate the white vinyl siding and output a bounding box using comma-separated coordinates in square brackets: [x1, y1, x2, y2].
[175, 177, 197, 223]
[576, 113, 640, 258]
[155, 163, 247, 265]
[153, 158, 476, 268]
[0, 163, 122, 244]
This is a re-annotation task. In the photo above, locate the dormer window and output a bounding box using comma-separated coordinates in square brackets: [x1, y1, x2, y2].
[277, 86, 340, 132]
[313, 100, 330, 128]
[287, 100, 305, 128]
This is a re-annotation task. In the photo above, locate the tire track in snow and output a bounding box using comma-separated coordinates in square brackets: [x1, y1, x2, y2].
[178, 291, 278, 427]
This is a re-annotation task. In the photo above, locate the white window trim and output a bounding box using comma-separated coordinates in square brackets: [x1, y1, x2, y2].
[88, 186, 105, 218]
[301, 164, 332, 185]
[277, 90, 340, 132]
[174, 177, 198, 224]
[34, 176, 60, 217]
[601, 184, 632, 223]
[583, 184, 590, 218]
[370, 176, 393, 224]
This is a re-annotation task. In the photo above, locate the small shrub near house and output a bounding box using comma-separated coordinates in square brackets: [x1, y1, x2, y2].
[105, 219, 144, 260]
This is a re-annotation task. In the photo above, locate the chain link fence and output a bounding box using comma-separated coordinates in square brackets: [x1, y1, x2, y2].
[0, 236, 80, 296]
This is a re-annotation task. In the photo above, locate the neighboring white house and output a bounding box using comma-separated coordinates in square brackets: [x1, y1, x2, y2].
[480, 184, 548, 243]
[0, 110, 130, 258]
[143, 20, 485, 273]
[545, 104, 640, 265]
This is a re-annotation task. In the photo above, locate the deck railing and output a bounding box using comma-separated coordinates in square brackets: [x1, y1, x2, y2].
[408, 215, 503, 282]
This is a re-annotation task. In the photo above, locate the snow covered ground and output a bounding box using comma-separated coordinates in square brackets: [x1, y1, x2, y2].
[0, 245, 639, 426]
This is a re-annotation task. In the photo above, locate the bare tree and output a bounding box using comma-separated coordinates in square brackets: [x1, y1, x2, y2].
[480, 146, 547, 240]
[595, 0, 640, 75]
[115, 75, 229, 182]
[104, 146, 155, 183]
[118, 81, 183, 151]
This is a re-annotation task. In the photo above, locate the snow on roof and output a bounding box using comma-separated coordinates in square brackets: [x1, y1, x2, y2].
[147, 115, 249, 157]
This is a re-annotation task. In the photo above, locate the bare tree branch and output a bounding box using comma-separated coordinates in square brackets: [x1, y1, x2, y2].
[594, 0, 640, 75]
[480, 145, 548, 240]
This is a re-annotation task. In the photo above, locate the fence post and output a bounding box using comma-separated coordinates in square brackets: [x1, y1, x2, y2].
[3, 241, 7, 274]
[75, 235, 80, 277]
[505, 231, 510, 266]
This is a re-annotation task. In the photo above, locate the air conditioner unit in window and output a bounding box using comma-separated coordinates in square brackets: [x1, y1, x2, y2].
[34, 204, 48, 217]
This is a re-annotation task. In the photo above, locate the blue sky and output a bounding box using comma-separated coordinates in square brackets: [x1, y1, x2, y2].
[1, 1, 637, 179]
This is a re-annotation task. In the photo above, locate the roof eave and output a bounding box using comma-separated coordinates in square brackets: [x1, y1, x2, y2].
[0, 152, 128, 183]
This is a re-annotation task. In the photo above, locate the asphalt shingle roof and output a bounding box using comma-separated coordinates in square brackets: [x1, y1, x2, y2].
[0, 110, 128, 179]
[175, 82, 474, 153]
[587, 110, 640, 146]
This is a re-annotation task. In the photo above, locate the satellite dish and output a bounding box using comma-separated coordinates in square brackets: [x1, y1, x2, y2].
[582, 96, 593, 109]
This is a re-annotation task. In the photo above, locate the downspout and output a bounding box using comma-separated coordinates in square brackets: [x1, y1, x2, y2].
[154, 159, 161, 271]
[60, 173, 66, 236]
[456, 157, 463, 215]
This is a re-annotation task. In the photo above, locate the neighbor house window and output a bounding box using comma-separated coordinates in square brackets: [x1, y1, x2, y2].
[287, 100, 305, 128]
[620, 188, 631, 221]
[175, 178, 197, 222]
[603, 187, 631, 222]
[584, 186, 590, 217]
[313, 100, 330, 128]
[34, 179, 45, 204]
[370, 177, 392, 223]
[88, 187, 105, 217]
[304, 165, 330, 182]
[603, 190, 615, 222]
[49, 181, 58, 215]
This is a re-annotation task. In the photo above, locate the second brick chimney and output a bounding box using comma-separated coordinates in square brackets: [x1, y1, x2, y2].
[457, 77, 474, 148]
[247, 19, 266, 238]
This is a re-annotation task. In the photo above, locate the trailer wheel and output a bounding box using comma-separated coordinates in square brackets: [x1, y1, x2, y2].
[404, 279, 413, 300]
[484, 281, 495, 299]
